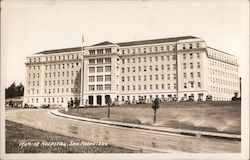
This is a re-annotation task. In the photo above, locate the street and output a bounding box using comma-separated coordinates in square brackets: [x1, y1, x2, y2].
[5, 109, 240, 153]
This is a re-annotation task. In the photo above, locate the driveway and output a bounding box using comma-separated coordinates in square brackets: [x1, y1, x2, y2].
[5, 109, 240, 153]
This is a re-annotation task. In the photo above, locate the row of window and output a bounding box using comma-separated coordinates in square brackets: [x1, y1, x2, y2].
[27, 97, 78, 104]
[209, 86, 238, 94]
[44, 71, 79, 78]
[89, 75, 111, 82]
[88, 84, 111, 91]
[209, 60, 238, 72]
[45, 63, 79, 70]
[121, 43, 200, 55]
[89, 58, 111, 65]
[121, 82, 201, 91]
[89, 48, 112, 55]
[209, 68, 238, 79]
[28, 79, 79, 87]
[27, 87, 79, 95]
[209, 77, 238, 86]
[208, 50, 237, 64]
[28, 54, 80, 63]
[89, 66, 111, 73]
[121, 72, 201, 82]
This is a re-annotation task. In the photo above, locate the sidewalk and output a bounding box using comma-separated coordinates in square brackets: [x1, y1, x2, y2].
[50, 109, 241, 140]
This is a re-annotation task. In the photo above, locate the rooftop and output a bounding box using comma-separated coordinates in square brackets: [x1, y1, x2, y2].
[36, 36, 199, 55]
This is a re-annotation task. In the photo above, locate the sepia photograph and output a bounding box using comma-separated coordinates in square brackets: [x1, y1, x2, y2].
[1, 0, 249, 160]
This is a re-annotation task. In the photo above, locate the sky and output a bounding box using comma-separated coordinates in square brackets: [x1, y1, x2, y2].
[1, 0, 249, 87]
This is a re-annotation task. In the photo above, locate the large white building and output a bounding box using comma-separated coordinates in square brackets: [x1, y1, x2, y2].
[23, 36, 240, 107]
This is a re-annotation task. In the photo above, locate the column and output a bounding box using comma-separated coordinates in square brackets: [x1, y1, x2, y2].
[101, 95, 105, 106]
[93, 95, 97, 106]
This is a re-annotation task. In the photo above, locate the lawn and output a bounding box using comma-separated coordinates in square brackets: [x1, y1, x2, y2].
[61, 101, 241, 134]
[5, 120, 140, 153]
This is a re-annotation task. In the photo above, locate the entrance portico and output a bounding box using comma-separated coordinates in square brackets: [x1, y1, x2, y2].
[87, 94, 109, 106]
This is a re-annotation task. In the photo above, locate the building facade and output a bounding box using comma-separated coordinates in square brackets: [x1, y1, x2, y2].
[23, 36, 240, 107]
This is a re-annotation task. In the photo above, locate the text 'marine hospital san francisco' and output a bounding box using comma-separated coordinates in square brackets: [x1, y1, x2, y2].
[23, 36, 240, 107]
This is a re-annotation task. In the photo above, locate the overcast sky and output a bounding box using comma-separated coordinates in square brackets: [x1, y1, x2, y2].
[1, 0, 249, 87]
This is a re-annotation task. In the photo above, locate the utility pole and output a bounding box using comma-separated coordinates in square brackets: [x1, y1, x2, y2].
[80, 33, 84, 107]
[175, 43, 179, 102]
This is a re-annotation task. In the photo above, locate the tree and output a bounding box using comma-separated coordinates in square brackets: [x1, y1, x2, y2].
[106, 96, 112, 118]
[5, 82, 24, 99]
[152, 98, 160, 123]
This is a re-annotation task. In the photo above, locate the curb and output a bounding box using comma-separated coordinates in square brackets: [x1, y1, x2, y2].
[50, 110, 241, 141]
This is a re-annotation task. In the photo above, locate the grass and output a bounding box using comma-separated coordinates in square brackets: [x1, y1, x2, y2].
[61, 101, 241, 134]
[5, 120, 141, 153]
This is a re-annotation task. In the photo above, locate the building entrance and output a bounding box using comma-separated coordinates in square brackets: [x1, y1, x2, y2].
[88, 96, 93, 105]
[97, 95, 102, 105]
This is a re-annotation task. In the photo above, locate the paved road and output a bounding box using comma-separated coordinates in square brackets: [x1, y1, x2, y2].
[6, 109, 240, 153]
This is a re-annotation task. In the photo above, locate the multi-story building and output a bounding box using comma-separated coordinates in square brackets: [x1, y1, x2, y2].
[23, 36, 240, 107]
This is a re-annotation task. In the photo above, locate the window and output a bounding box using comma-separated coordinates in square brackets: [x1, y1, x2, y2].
[122, 86, 124, 91]
[127, 67, 130, 72]
[167, 84, 170, 89]
[127, 59, 130, 63]
[105, 75, 111, 81]
[183, 63, 187, 69]
[105, 58, 111, 63]
[122, 68, 124, 73]
[173, 64, 176, 70]
[144, 85, 147, 90]
[183, 54, 186, 59]
[97, 49, 103, 54]
[161, 56, 164, 61]
[198, 82, 201, 88]
[155, 65, 158, 71]
[97, 58, 103, 64]
[190, 63, 193, 69]
[190, 72, 194, 78]
[105, 66, 111, 72]
[155, 56, 158, 61]
[197, 72, 201, 77]
[105, 48, 111, 54]
[161, 74, 164, 80]
[127, 85, 130, 91]
[174, 83, 176, 89]
[184, 83, 187, 89]
[127, 76, 130, 82]
[138, 85, 141, 90]
[138, 58, 141, 63]
[133, 76, 135, 81]
[161, 65, 164, 70]
[138, 66, 141, 72]
[173, 74, 176, 80]
[197, 62, 200, 68]
[89, 59, 95, 64]
[183, 73, 187, 78]
[197, 53, 200, 58]
[138, 76, 141, 81]
[149, 75, 152, 80]
[97, 66, 103, 72]
[150, 85, 152, 90]
[149, 66, 152, 71]
[89, 67, 95, 73]
[89, 76, 95, 82]
[189, 44, 192, 49]
[144, 75, 147, 81]
[196, 43, 200, 48]
[190, 82, 194, 88]
[97, 85, 103, 90]
[149, 57, 152, 62]
[89, 85, 95, 91]
[105, 84, 111, 90]
[167, 65, 170, 70]
[144, 57, 146, 62]
[190, 53, 193, 59]
[133, 67, 135, 72]
[161, 84, 164, 89]
[155, 75, 158, 80]
[97, 75, 103, 81]
[155, 84, 158, 89]
[167, 74, 170, 80]
[144, 66, 146, 71]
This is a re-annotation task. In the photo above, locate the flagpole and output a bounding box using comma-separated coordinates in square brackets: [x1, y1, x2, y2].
[80, 33, 84, 107]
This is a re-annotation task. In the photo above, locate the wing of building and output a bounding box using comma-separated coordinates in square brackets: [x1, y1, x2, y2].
[23, 36, 240, 108]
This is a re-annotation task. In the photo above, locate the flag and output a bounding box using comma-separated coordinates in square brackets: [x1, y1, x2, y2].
[82, 33, 84, 44]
